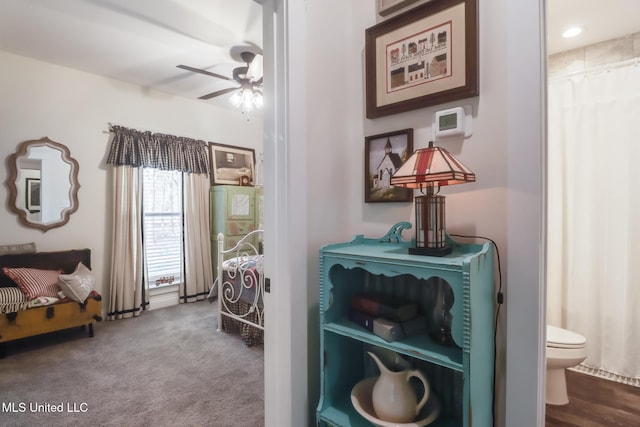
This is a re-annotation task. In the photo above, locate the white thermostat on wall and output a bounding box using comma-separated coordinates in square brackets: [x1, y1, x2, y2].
[433, 105, 472, 139]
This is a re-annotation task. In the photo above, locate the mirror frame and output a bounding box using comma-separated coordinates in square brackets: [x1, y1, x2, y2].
[7, 136, 80, 232]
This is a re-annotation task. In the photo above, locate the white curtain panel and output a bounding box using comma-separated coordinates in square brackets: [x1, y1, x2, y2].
[108, 165, 146, 320]
[181, 172, 213, 302]
[547, 61, 640, 385]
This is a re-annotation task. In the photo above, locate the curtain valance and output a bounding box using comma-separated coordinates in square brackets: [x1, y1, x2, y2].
[106, 125, 210, 175]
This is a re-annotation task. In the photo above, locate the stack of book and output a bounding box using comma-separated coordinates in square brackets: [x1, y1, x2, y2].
[349, 293, 427, 342]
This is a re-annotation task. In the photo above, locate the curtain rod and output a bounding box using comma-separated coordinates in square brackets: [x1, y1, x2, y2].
[102, 122, 209, 143]
[101, 122, 112, 134]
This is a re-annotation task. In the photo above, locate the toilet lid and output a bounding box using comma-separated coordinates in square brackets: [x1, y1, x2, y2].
[547, 325, 586, 348]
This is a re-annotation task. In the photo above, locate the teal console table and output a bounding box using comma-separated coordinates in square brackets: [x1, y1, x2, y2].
[316, 223, 495, 427]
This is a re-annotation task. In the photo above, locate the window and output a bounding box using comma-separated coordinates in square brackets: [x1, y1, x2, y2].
[142, 168, 183, 287]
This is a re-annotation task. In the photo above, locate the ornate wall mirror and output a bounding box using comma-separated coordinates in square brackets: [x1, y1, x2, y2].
[7, 137, 80, 232]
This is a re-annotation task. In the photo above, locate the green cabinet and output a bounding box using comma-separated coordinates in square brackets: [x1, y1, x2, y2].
[316, 223, 495, 427]
[210, 185, 261, 273]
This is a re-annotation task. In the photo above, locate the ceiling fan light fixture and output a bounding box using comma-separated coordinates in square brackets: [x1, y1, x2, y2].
[253, 91, 264, 109]
[229, 87, 263, 112]
[239, 89, 256, 112]
[242, 88, 254, 104]
[229, 90, 243, 107]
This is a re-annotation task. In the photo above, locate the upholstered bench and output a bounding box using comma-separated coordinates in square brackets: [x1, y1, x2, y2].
[0, 248, 102, 357]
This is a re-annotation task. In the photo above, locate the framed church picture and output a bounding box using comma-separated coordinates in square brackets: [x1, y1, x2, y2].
[364, 128, 413, 203]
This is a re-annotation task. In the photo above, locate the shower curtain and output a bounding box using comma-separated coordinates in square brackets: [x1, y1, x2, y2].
[547, 60, 640, 386]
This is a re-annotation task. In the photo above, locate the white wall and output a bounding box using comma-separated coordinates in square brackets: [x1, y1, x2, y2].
[0, 50, 262, 308]
[548, 32, 640, 77]
[301, 1, 544, 426]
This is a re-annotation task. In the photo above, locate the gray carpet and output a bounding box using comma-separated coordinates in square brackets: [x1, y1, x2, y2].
[0, 300, 264, 427]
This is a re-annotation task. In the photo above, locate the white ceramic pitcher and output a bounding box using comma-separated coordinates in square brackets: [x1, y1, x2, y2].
[368, 351, 430, 423]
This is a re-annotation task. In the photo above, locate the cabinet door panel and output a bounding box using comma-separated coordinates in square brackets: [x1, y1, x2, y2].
[226, 189, 255, 220]
[226, 220, 256, 236]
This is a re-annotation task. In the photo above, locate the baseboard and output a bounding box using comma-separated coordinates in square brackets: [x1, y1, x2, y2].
[148, 285, 179, 310]
[572, 364, 640, 388]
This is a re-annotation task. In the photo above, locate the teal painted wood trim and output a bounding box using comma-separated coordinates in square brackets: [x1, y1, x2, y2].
[468, 245, 495, 427]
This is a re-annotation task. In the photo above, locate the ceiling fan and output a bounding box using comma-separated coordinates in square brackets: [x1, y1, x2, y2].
[177, 51, 263, 103]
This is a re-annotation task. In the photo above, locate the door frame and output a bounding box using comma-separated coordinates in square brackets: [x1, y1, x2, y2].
[262, 1, 309, 426]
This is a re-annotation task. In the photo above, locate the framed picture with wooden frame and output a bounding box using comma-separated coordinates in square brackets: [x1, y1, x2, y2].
[377, 0, 422, 16]
[25, 177, 41, 213]
[364, 128, 413, 203]
[365, 0, 478, 119]
[208, 142, 256, 186]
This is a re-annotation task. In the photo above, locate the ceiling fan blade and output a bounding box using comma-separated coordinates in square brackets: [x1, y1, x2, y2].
[246, 53, 263, 82]
[198, 86, 240, 100]
[177, 64, 233, 81]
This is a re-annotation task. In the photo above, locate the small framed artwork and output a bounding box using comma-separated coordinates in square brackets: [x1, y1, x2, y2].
[364, 128, 413, 203]
[365, 0, 478, 118]
[377, 0, 422, 16]
[25, 177, 41, 213]
[209, 142, 256, 186]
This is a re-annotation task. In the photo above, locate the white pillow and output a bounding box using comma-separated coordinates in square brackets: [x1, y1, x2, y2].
[27, 296, 60, 308]
[57, 262, 95, 302]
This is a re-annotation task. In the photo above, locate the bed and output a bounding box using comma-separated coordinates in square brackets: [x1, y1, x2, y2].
[209, 229, 264, 346]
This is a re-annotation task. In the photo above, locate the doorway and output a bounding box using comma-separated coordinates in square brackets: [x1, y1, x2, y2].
[545, 0, 640, 422]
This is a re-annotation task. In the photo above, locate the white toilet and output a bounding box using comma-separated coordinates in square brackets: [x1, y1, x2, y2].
[546, 325, 588, 405]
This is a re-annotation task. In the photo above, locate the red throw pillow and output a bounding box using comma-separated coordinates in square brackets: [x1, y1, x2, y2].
[2, 267, 62, 300]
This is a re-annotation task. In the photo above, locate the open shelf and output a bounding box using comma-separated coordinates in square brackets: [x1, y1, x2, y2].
[318, 388, 460, 427]
[324, 319, 463, 372]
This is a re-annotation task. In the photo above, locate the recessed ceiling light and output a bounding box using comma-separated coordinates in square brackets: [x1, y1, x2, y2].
[562, 27, 583, 38]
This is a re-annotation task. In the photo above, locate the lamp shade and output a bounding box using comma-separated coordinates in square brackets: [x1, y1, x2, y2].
[390, 141, 475, 189]
[390, 141, 475, 256]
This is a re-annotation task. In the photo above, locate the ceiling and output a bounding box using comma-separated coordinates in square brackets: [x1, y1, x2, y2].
[0, 0, 262, 110]
[0, 0, 637, 109]
[546, 0, 640, 55]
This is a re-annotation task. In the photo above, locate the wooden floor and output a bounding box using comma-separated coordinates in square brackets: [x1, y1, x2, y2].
[545, 369, 640, 426]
